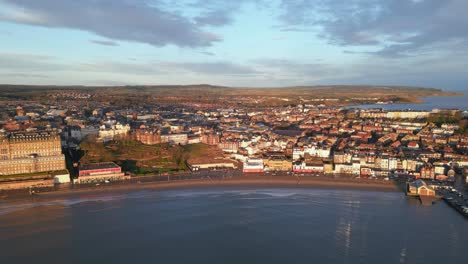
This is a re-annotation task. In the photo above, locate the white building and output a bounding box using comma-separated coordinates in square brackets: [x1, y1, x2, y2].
[293, 161, 323, 173]
[386, 111, 429, 119]
[161, 133, 188, 145]
[335, 164, 354, 174]
[243, 158, 264, 173]
[98, 124, 130, 142]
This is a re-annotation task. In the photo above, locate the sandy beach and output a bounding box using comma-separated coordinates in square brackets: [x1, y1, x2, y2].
[0, 176, 402, 203]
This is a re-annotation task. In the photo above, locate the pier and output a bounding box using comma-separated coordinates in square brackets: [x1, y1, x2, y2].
[441, 192, 468, 218]
[419, 195, 439, 206]
[406, 179, 439, 206]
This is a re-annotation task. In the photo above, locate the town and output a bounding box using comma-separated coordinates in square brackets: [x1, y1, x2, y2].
[0, 88, 467, 197]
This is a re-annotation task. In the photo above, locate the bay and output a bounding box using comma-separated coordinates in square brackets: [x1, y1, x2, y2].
[0, 188, 467, 264]
[348, 93, 468, 110]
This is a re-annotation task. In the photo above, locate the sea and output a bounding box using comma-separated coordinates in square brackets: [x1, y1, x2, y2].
[347, 93, 468, 110]
[1, 188, 467, 264]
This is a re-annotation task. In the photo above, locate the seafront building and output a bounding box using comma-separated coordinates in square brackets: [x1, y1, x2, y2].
[75, 162, 126, 184]
[0, 129, 66, 176]
[243, 158, 264, 173]
[0, 96, 467, 189]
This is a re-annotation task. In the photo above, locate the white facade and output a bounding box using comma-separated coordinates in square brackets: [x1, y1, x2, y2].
[388, 158, 399, 171]
[98, 124, 130, 142]
[54, 173, 70, 184]
[293, 146, 330, 160]
[161, 133, 188, 145]
[243, 158, 264, 173]
[386, 111, 429, 119]
[293, 161, 323, 173]
[335, 164, 354, 174]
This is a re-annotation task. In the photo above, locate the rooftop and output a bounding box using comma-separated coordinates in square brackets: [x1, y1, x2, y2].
[79, 162, 120, 171]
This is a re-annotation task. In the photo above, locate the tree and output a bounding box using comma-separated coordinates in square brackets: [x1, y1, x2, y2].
[171, 146, 190, 169]
[79, 135, 114, 163]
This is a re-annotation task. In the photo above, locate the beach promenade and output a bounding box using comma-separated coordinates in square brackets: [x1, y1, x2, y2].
[0, 171, 402, 202]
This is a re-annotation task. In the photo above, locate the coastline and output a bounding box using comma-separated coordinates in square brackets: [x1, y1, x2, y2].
[0, 176, 402, 204]
[404, 91, 463, 104]
[345, 92, 467, 110]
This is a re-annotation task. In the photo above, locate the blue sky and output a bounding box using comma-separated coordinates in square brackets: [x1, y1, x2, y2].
[0, 0, 467, 91]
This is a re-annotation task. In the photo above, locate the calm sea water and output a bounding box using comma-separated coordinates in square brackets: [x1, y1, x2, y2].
[349, 93, 468, 110]
[0, 188, 467, 264]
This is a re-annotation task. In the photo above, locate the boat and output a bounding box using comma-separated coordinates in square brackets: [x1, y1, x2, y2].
[443, 196, 468, 218]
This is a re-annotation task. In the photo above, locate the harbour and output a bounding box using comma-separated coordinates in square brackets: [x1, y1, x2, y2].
[441, 189, 468, 218]
[406, 177, 468, 218]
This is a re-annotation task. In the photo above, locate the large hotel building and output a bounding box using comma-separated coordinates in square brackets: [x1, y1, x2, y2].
[0, 129, 66, 176]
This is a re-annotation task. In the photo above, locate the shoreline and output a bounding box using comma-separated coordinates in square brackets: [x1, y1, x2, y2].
[0, 176, 402, 203]
[343, 91, 464, 108]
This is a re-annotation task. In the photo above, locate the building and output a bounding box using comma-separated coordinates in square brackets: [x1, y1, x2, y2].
[420, 165, 435, 179]
[243, 158, 264, 173]
[187, 136, 201, 144]
[186, 159, 237, 171]
[323, 161, 334, 174]
[64, 126, 82, 141]
[0, 129, 66, 176]
[218, 141, 239, 153]
[134, 129, 161, 145]
[360, 167, 374, 177]
[406, 179, 436, 197]
[293, 159, 323, 173]
[98, 124, 130, 142]
[54, 172, 71, 184]
[76, 162, 126, 184]
[264, 157, 292, 172]
[333, 152, 352, 164]
[335, 163, 354, 174]
[201, 133, 220, 145]
[293, 145, 330, 160]
[161, 133, 188, 145]
[387, 111, 429, 119]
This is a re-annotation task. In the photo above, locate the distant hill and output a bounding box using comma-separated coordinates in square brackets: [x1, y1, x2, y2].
[0, 83, 453, 95]
[0, 84, 459, 106]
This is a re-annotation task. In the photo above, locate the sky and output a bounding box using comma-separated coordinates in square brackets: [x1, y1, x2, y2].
[0, 0, 467, 91]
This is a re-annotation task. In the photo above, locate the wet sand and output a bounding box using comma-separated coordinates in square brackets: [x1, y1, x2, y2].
[0, 176, 401, 203]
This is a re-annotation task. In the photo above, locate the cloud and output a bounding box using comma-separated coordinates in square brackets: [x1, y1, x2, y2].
[77, 61, 162, 75]
[79, 61, 258, 76]
[195, 10, 233, 26]
[192, 0, 267, 27]
[252, 58, 337, 78]
[90, 39, 119, 46]
[0, 73, 49, 78]
[0, 29, 13, 35]
[0, 51, 257, 78]
[272, 35, 287, 40]
[0, 53, 66, 71]
[0, 0, 221, 47]
[279, 0, 468, 56]
[198, 51, 216, 56]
